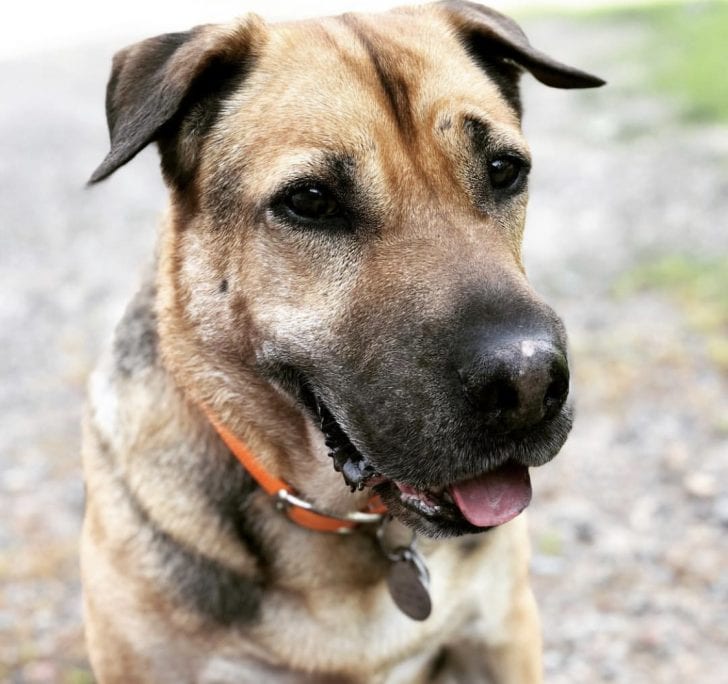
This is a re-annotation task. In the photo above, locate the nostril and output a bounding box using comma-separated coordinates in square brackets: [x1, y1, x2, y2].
[543, 363, 569, 419]
[471, 377, 519, 420]
[465, 377, 520, 429]
[545, 378, 565, 404]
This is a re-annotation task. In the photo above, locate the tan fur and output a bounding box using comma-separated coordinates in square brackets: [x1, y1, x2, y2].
[83, 335, 539, 682]
[82, 3, 601, 682]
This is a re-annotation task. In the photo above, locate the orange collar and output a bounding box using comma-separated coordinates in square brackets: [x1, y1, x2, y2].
[206, 411, 388, 534]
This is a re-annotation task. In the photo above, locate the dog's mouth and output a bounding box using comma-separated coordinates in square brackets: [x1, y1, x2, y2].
[381, 463, 531, 531]
[312, 393, 532, 534]
[394, 464, 531, 526]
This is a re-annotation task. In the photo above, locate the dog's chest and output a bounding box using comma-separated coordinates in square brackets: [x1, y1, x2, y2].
[196, 527, 517, 682]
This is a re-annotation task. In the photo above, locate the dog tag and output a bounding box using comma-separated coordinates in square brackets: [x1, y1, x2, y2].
[387, 547, 432, 621]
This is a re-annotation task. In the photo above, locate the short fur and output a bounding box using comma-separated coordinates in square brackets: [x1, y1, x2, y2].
[83, 3, 603, 682]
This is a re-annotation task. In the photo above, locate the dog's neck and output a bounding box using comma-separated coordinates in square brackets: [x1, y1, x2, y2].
[203, 407, 387, 533]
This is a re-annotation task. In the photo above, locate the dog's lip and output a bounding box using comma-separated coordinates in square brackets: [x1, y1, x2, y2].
[310, 389, 384, 491]
[307, 388, 534, 528]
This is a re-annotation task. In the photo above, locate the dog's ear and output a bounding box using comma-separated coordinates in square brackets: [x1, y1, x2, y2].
[89, 19, 262, 185]
[439, 0, 605, 90]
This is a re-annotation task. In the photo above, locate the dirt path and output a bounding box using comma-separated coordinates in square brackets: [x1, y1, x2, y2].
[1, 9, 726, 683]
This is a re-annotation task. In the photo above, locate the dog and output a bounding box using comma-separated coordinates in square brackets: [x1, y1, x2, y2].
[82, 2, 603, 682]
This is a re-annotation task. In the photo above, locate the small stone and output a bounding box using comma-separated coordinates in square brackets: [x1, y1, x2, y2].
[683, 472, 718, 499]
[712, 496, 728, 527]
[662, 444, 689, 473]
[575, 521, 594, 544]
[531, 554, 565, 576]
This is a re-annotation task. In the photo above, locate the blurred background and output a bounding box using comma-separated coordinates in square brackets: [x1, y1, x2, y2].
[1, 1, 726, 682]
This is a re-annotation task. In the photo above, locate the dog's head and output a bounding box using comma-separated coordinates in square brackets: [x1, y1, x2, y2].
[91, 1, 603, 537]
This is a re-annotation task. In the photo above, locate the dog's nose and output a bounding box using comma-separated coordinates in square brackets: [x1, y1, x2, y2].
[460, 339, 569, 433]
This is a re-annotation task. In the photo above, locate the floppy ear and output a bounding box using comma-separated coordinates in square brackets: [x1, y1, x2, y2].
[89, 19, 262, 185]
[439, 0, 605, 90]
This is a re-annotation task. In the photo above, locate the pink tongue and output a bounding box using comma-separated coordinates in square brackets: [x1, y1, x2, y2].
[450, 463, 532, 527]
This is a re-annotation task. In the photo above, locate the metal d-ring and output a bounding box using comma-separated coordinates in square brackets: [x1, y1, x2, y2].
[274, 489, 384, 525]
[376, 516, 418, 562]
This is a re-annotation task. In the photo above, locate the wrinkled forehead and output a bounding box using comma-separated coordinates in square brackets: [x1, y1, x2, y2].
[215, 8, 523, 183]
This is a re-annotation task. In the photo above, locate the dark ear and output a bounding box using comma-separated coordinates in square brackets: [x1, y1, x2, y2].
[439, 0, 605, 90]
[89, 19, 261, 185]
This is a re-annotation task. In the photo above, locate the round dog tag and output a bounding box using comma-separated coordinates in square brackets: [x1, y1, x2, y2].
[387, 550, 432, 621]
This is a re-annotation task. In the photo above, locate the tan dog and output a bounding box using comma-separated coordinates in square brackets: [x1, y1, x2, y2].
[82, 2, 603, 682]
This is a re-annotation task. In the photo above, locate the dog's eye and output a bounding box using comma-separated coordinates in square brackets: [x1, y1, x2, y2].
[487, 156, 529, 192]
[282, 186, 342, 222]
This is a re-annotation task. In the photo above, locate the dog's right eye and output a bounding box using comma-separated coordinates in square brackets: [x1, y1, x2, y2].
[280, 186, 343, 223]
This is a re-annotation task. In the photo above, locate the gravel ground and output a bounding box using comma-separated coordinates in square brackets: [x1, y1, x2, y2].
[1, 8, 726, 684]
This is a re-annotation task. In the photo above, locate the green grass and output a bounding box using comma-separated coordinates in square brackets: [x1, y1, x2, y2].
[569, 1, 728, 123]
[63, 668, 95, 684]
[615, 254, 728, 370]
[537, 529, 563, 556]
[650, 1, 728, 123]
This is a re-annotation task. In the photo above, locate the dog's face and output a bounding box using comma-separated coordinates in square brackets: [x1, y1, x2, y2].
[92, 2, 603, 537]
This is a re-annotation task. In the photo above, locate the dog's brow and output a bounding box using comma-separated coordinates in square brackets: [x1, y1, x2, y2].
[464, 117, 493, 147]
[339, 15, 415, 140]
[464, 116, 530, 160]
[273, 152, 357, 188]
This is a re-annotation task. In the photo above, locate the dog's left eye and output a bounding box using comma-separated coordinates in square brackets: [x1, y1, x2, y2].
[487, 156, 529, 192]
[281, 186, 342, 222]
